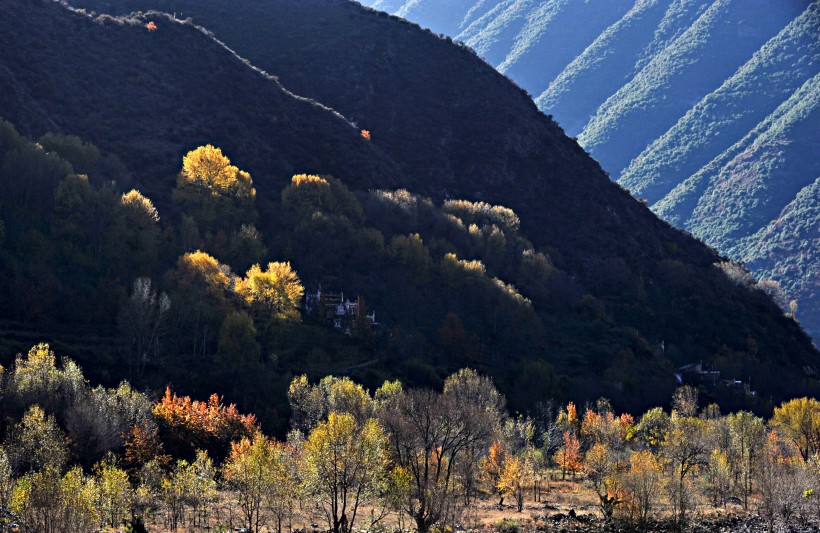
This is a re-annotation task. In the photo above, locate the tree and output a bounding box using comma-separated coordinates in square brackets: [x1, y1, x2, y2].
[221, 435, 298, 533]
[59, 467, 98, 533]
[93, 458, 133, 529]
[585, 443, 621, 520]
[153, 388, 258, 460]
[107, 189, 161, 279]
[173, 144, 256, 231]
[287, 375, 375, 434]
[662, 416, 708, 524]
[217, 311, 262, 371]
[671, 385, 699, 418]
[553, 431, 582, 480]
[622, 450, 664, 524]
[635, 407, 669, 451]
[301, 412, 388, 533]
[236, 262, 304, 326]
[165, 251, 232, 361]
[4, 405, 68, 474]
[497, 456, 527, 512]
[703, 449, 731, 508]
[117, 277, 170, 378]
[727, 411, 765, 509]
[771, 397, 820, 461]
[481, 441, 507, 506]
[378, 379, 500, 533]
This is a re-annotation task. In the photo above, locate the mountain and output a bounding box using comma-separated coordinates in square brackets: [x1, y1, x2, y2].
[359, 0, 820, 342]
[2, 0, 818, 419]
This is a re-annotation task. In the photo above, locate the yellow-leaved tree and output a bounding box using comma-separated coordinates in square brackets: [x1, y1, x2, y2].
[222, 434, 297, 533]
[237, 261, 304, 322]
[301, 412, 388, 533]
[237, 262, 304, 341]
[771, 397, 820, 461]
[165, 251, 232, 361]
[497, 455, 527, 512]
[173, 145, 256, 231]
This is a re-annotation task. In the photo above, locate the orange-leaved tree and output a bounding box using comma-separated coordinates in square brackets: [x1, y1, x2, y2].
[553, 431, 582, 480]
[481, 441, 507, 505]
[153, 388, 258, 460]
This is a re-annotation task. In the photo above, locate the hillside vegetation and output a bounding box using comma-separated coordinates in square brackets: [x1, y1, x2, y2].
[2, 0, 817, 429]
[361, 0, 820, 342]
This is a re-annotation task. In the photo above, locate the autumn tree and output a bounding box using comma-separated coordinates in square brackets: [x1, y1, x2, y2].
[635, 407, 669, 451]
[59, 467, 98, 533]
[663, 416, 708, 524]
[107, 189, 161, 279]
[4, 405, 68, 474]
[165, 251, 232, 361]
[287, 375, 374, 434]
[222, 434, 297, 533]
[771, 397, 820, 461]
[123, 420, 170, 475]
[703, 449, 731, 508]
[671, 385, 699, 418]
[281, 174, 364, 223]
[585, 443, 623, 520]
[93, 458, 133, 529]
[553, 431, 582, 480]
[216, 311, 262, 384]
[481, 441, 507, 506]
[498, 455, 527, 512]
[622, 450, 664, 524]
[301, 412, 388, 533]
[378, 371, 501, 533]
[173, 144, 256, 231]
[153, 388, 258, 460]
[117, 277, 170, 378]
[727, 411, 766, 509]
[236, 261, 304, 331]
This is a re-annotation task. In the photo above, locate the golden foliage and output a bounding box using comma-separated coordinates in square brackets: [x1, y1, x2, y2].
[236, 261, 304, 323]
[174, 145, 255, 229]
[121, 189, 159, 223]
[771, 397, 820, 461]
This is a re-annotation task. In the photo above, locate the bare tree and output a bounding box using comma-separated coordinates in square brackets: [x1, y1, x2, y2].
[378, 370, 502, 533]
[118, 277, 170, 378]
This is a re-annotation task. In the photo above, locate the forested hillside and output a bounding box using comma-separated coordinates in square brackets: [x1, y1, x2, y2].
[360, 0, 820, 341]
[1, 0, 817, 432]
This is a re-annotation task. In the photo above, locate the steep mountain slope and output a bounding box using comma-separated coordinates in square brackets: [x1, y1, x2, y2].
[619, 3, 820, 201]
[654, 73, 820, 340]
[742, 179, 820, 339]
[535, 0, 711, 136]
[577, 0, 806, 177]
[0, 0, 402, 216]
[9, 0, 819, 411]
[493, 0, 634, 96]
[361, 0, 820, 341]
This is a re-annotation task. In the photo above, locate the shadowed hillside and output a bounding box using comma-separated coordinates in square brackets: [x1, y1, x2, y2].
[360, 0, 820, 342]
[3, 0, 818, 417]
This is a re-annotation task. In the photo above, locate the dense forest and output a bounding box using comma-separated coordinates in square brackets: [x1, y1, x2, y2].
[358, 0, 820, 345]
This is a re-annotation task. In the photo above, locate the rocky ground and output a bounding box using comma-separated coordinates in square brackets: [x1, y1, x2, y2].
[526, 513, 820, 532]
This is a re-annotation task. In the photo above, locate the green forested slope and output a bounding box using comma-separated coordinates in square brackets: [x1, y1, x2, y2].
[620, 4, 820, 203]
[577, 0, 805, 177]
